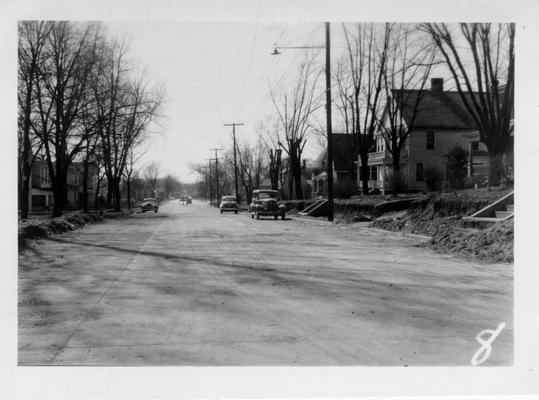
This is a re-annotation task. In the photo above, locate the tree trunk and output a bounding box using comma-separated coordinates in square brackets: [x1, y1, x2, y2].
[126, 175, 132, 208]
[293, 156, 303, 200]
[82, 157, 89, 212]
[113, 180, 122, 211]
[94, 180, 101, 211]
[392, 152, 401, 173]
[360, 153, 370, 195]
[20, 162, 31, 220]
[488, 152, 504, 187]
[287, 167, 293, 200]
[52, 173, 66, 217]
[106, 178, 113, 209]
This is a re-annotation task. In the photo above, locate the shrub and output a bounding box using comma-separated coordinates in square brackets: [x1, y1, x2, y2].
[424, 164, 444, 191]
[385, 169, 407, 194]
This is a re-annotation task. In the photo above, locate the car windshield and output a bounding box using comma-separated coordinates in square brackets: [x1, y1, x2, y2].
[222, 197, 236, 202]
[257, 192, 278, 199]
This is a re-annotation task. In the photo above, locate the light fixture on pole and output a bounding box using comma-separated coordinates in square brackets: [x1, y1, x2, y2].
[271, 23, 334, 221]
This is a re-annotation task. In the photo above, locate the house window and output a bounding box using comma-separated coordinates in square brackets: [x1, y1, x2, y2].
[426, 130, 435, 149]
[471, 141, 479, 151]
[416, 163, 424, 181]
[40, 167, 50, 185]
[376, 137, 385, 152]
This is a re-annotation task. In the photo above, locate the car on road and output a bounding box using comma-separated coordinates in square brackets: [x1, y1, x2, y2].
[249, 189, 286, 220]
[141, 198, 159, 213]
[220, 196, 239, 214]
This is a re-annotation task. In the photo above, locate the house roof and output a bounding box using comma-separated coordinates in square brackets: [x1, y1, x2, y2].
[392, 89, 478, 130]
[313, 133, 357, 172]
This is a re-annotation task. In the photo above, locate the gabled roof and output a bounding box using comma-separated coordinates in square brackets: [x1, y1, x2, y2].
[392, 89, 478, 130]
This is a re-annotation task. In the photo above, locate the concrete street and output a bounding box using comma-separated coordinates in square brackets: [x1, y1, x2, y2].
[18, 200, 513, 365]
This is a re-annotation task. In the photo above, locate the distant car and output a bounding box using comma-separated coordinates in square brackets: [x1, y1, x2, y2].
[220, 196, 239, 214]
[141, 198, 158, 213]
[249, 189, 286, 220]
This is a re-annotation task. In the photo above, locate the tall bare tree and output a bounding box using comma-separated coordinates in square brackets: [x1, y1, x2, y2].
[123, 146, 146, 207]
[235, 138, 267, 203]
[377, 24, 437, 174]
[339, 22, 391, 195]
[270, 57, 322, 200]
[143, 161, 160, 197]
[18, 21, 51, 218]
[33, 21, 102, 216]
[420, 23, 515, 186]
[93, 40, 164, 210]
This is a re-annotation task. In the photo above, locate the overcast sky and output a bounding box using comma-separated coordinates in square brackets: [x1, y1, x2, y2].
[105, 22, 338, 182]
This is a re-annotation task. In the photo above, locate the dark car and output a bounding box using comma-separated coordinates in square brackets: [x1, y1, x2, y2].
[249, 189, 286, 220]
[220, 196, 239, 214]
[141, 198, 158, 213]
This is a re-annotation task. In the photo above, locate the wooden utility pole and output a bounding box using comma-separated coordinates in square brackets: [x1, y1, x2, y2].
[325, 21, 334, 222]
[223, 122, 244, 202]
[207, 159, 213, 205]
[210, 148, 222, 207]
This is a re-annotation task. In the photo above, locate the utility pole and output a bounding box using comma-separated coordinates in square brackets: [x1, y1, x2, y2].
[207, 159, 213, 205]
[224, 122, 244, 203]
[325, 21, 334, 222]
[210, 148, 222, 207]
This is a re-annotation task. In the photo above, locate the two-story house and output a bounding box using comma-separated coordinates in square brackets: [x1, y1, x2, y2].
[367, 78, 489, 192]
[27, 159, 98, 211]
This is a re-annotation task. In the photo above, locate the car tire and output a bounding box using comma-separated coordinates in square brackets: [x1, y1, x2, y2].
[155, 208, 158, 213]
[256, 211, 260, 220]
[274, 215, 278, 220]
[234, 211, 238, 214]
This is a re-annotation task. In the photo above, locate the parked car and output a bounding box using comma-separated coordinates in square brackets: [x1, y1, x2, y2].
[141, 198, 159, 213]
[249, 189, 286, 220]
[220, 196, 239, 214]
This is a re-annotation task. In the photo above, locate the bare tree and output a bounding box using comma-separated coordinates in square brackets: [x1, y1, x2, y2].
[420, 23, 515, 186]
[270, 57, 323, 200]
[123, 146, 146, 207]
[93, 40, 164, 211]
[235, 137, 267, 203]
[340, 22, 391, 194]
[18, 21, 50, 219]
[33, 21, 102, 216]
[377, 24, 437, 175]
[143, 161, 160, 197]
[161, 174, 180, 199]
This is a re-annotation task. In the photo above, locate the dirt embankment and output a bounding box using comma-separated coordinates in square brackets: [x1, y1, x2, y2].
[369, 187, 514, 263]
[18, 212, 105, 249]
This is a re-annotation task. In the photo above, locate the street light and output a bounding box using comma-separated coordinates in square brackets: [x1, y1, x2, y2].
[271, 22, 334, 221]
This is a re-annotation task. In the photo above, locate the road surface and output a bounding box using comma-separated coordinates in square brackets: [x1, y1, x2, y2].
[18, 199, 513, 365]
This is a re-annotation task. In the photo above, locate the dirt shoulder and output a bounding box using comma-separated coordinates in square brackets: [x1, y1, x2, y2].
[368, 187, 514, 263]
[18, 211, 120, 250]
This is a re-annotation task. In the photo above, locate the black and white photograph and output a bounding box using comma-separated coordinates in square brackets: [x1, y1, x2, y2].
[2, 0, 539, 398]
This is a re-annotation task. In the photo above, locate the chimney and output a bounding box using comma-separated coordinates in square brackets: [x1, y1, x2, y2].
[431, 78, 444, 91]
